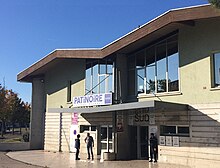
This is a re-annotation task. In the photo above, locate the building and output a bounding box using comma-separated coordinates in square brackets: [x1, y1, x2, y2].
[18, 4, 220, 168]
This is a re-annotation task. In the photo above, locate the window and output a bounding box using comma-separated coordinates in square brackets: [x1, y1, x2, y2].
[67, 80, 72, 102]
[160, 125, 189, 137]
[213, 53, 220, 87]
[80, 125, 97, 133]
[128, 34, 179, 95]
[85, 59, 114, 95]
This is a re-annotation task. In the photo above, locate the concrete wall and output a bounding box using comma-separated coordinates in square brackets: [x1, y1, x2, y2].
[159, 103, 220, 168]
[0, 142, 30, 151]
[30, 78, 46, 149]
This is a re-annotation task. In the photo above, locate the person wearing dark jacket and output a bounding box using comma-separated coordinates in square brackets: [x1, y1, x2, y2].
[75, 134, 81, 160]
[84, 133, 94, 160]
[149, 133, 158, 163]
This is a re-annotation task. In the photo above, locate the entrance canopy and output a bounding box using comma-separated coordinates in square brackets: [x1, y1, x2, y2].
[48, 100, 155, 113]
[48, 100, 187, 114]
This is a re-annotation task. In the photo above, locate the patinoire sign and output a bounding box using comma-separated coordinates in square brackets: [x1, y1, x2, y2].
[73, 93, 112, 107]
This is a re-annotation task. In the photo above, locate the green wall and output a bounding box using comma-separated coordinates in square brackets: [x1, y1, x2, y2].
[139, 18, 220, 104]
[45, 59, 85, 109]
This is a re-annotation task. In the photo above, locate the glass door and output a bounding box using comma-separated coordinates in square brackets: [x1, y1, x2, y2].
[100, 125, 113, 152]
[139, 126, 148, 159]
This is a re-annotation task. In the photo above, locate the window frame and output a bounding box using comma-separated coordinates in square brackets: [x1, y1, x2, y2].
[132, 33, 180, 96]
[212, 52, 220, 88]
[160, 125, 190, 137]
[85, 59, 114, 95]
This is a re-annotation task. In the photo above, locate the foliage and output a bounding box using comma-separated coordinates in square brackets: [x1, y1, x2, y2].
[209, 0, 220, 8]
[0, 84, 30, 137]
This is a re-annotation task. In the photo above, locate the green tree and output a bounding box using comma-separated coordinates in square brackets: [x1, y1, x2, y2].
[209, 0, 220, 8]
[0, 85, 9, 137]
[0, 85, 31, 137]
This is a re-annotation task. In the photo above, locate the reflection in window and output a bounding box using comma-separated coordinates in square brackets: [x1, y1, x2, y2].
[168, 41, 179, 91]
[85, 60, 114, 95]
[101, 127, 107, 141]
[128, 33, 179, 95]
[156, 43, 167, 93]
[214, 53, 220, 87]
[101, 125, 113, 151]
[136, 50, 145, 94]
[160, 125, 189, 137]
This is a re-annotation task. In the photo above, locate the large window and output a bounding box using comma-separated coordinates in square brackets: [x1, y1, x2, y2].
[160, 125, 189, 137]
[85, 60, 114, 95]
[213, 53, 220, 87]
[128, 34, 179, 95]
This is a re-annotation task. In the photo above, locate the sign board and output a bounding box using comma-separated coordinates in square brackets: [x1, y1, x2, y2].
[70, 113, 79, 152]
[173, 136, 180, 147]
[160, 136, 166, 146]
[73, 93, 112, 107]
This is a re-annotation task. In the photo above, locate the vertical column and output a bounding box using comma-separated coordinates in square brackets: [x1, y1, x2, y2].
[30, 78, 45, 149]
[115, 54, 128, 103]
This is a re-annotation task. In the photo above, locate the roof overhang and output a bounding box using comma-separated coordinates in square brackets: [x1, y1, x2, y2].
[48, 100, 155, 113]
[18, 4, 220, 82]
[48, 100, 188, 114]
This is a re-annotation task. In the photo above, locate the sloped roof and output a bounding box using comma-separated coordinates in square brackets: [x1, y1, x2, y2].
[17, 4, 220, 82]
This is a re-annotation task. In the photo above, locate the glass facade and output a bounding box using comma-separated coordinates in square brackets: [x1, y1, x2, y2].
[128, 34, 179, 96]
[85, 60, 114, 95]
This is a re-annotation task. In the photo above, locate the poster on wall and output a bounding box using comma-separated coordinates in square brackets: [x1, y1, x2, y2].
[165, 136, 172, 146]
[149, 125, 158, 138]
[117, 113, 124, 132]
[149, 114, 155, 125]
[160, 136, 166, 146]
[70, 113, 79, 152]
[173, 136, 180, 147]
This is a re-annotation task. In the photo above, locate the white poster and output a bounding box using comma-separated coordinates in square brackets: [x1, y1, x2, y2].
[173, 136, 180, 147]
[160, 136, 166, 146]
[165, 136, 172, 146]
[149, 114, 155, 125]
[149, 125, 158, 137]
[69, 113, 79, 152]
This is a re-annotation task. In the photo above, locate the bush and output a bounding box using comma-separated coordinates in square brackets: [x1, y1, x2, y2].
[22, 132, 29, 142]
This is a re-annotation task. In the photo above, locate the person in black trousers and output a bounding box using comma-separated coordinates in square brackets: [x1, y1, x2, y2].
[75, 134, 80, 160]
[84, 133, 94, 160]
[149, 133, 158, 163]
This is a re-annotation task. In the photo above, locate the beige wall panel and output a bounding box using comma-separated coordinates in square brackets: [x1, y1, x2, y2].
[191, 126, 220, 132]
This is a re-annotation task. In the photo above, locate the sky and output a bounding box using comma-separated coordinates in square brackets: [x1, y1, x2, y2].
[0, 0, 208, 103]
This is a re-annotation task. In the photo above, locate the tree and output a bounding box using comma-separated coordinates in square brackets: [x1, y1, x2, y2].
[0, 85, 9, 137]
[0, 84, 31, 137]
[209, 0, 220, 8]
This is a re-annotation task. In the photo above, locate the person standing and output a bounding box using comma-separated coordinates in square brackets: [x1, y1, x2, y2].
[75, 134, 81, 160]
[84, 133, 94, 160]
[149, 133, 158, 163]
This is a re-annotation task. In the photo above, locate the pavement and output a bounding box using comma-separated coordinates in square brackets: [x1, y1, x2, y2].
[5, 150, 191, 168]
[0, 152, 40, 168]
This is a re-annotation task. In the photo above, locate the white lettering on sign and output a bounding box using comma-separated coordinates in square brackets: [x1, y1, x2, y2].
[73, 93, 112, 107]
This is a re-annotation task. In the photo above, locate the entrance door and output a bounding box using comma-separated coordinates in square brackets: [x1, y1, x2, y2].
[139, 126, 148, 159]
[129, 126, 137, 159]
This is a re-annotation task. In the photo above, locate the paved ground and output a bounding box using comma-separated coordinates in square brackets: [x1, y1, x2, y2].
[0, 152, 41, 168]
[6, 150, 191, 168]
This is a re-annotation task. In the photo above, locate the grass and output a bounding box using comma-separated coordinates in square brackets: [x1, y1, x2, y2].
[0, 128, 29, 143]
